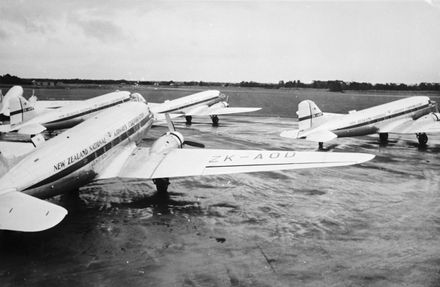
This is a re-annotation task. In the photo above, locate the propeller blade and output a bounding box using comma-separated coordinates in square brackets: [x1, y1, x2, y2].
[183, 140, 205, 148]
[165, 113, 175, 132]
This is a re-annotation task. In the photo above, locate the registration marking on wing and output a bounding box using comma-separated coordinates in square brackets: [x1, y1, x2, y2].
[208, 151, 296, 164]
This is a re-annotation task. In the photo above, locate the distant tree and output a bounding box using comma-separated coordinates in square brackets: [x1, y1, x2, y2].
[328, 80, 344, 92]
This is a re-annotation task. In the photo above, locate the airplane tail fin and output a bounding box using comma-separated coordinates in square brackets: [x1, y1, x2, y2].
[3, 86, 36, 125]
[296, 100, 325, 131]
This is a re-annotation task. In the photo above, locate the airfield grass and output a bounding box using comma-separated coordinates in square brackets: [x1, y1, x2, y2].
[2, 84, 440, 118]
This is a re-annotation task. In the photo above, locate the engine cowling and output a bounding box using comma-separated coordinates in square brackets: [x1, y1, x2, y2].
[209, 101, 229, 109]
[149, 131, 184, 155]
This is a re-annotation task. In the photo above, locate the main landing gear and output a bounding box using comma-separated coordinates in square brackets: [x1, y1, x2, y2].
[379, 133, 388, 144]
[153, 178, 170, 193]
[185, 115, 220, 126]
[416, 133, 428, 146]
[318, 142, 324, 150]
[211, 115, 219, 127]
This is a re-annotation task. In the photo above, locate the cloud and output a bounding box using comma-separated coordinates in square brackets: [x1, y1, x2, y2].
[75, 18, 127, 43]
[0, 28, 8, 39]
[425, 0, 440, 9]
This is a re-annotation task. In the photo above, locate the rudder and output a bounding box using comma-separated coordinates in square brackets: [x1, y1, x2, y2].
[296, 100, 323, 131]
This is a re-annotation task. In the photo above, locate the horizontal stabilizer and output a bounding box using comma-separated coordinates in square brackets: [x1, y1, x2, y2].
[190, 107, 261, 116]
[280, 129, 300, 139]
[17, 123, 47, 135]
[111, 148, 374, 180]
[305, 129, 337, 142]
[0, 191, 67, 232]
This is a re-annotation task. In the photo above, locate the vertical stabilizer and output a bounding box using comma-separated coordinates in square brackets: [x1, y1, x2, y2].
[296, 100, 324, 131]
[2, 86, 36, 125]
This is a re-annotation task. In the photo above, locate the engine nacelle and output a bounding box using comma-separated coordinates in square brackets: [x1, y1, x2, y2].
[413, 101, 438, 120]
[130, 93, 146, 103]
[209, 101, 229, 109]
[150, 131, 184, 155]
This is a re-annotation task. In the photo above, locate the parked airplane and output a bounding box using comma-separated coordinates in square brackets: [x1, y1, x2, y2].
[149, 90, 261, 126]
[280, 96, 440, 149]
[0, 86, 137, 136]
[0, 100, 374, 232]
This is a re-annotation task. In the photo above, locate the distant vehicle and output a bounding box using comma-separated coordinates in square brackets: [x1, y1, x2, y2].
[0, 100, 374, 232]
[149, 90, 261, 126]
[281, 96, 440, 149]
[0, 85, 141, 136]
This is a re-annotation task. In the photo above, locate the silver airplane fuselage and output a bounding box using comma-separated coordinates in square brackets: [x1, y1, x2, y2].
[0, 101, 153, 199]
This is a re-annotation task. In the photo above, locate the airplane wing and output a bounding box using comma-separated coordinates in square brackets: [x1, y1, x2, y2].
[34, 100, 77, 110]
[0, 190, 67, 232]
[384, 113, 440, 134]
[153, 113, 184, 125]
[378, 118, 413, 133]
[100, 147, 374, 180]
[148, 102, 162, 108]
[186, 107, 261, 117]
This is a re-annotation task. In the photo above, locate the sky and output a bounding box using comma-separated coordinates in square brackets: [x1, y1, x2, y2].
[0, 0, 439, 84]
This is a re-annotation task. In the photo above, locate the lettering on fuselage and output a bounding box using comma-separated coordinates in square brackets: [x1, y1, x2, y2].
[208, 151, 296, 163]
[52, 112, 148, 172]
[53, 137, 108, 172]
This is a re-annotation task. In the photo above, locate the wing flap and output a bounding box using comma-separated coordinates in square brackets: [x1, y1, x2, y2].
[115, 148, 374, 179]
[0, 191, 67, 232]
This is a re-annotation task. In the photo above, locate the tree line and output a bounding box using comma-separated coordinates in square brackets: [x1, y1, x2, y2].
[1, 74, 439, 91]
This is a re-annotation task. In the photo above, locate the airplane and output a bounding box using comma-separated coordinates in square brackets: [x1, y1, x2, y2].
[0, 99, 374, 232]
[280, 96, 440, 149]
[0, 85, 138, 137]
[149, 90, 261, 126]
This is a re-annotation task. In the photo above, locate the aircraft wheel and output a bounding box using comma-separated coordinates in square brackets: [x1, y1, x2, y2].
[318, 142, 324, 150]
[379, 133, 388, 143]
[185, 116, 192, 125]
[153, 178, 170, 193]
[416, 133, 428, 146]
[211, 115, 219, 126]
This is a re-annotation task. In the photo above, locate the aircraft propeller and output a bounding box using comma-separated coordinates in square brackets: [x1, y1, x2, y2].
[165, 113, 205, 148]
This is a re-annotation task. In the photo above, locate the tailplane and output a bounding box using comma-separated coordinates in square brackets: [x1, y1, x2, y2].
[297, 100, 324, 131]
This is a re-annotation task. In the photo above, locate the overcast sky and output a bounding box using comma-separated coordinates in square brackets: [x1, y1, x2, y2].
[0, 0, 439, 84]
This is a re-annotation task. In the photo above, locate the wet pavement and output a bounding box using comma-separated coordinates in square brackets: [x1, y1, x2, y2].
[1, 115, 440, 286]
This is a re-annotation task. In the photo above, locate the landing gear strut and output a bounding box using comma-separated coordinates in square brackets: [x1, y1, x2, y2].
[153, 178, 170, 193]
[379, 133, 388, 144]
[211, 115, 219, 127]
[416, 133, 428, 146]
[185, 116, 192, 126]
